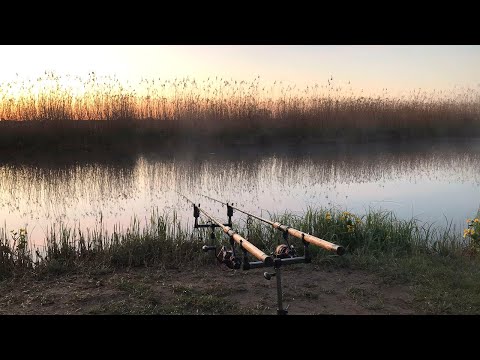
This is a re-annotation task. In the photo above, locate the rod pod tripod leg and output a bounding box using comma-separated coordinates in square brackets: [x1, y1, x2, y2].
[264, 258, 288, 315]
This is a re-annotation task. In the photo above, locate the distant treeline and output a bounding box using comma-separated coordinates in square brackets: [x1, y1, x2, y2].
[1, 73, 479, 152]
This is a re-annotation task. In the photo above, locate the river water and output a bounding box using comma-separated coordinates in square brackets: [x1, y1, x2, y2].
[1, 138, 479, 247]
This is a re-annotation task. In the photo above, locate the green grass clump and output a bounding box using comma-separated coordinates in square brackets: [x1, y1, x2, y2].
[0, 211, 207, 279]
[0, 228, 34, 279]
[0, 207, 472, 279]
[242, 207, 463, 259]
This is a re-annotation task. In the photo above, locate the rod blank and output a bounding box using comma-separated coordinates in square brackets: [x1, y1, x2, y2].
[199, 194, 345, 256]
[178, 192, 273, 265]
[273, 223, 345, 255]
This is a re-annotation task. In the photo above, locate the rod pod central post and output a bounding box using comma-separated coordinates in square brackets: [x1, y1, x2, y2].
[264, 258, 288, 315]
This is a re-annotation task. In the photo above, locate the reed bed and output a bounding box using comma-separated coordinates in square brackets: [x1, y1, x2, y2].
[1, 73, 479, 150]
[0, 207, 472, 279]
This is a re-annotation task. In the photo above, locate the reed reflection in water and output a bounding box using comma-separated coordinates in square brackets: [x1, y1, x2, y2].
[1, 139, 479, 246]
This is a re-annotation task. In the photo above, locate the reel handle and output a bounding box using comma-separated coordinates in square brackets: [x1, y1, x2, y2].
[264, 272, 276, 280]
[202, 245, 216, 252]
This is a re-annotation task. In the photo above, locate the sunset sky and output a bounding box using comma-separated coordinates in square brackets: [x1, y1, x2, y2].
[0, 45, 479, 97]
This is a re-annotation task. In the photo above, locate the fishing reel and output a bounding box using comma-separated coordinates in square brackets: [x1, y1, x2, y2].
[216, 246, 241, 269]
[274, 244, 295, 259]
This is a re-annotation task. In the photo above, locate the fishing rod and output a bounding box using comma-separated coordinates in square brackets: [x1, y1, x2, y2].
[177, 191, 273, 267]
[199, 194, 345, 256]
[178, 191, 335, 315]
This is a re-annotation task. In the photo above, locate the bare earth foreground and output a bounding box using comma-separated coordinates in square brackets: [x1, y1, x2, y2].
[0, 264, 416, 315]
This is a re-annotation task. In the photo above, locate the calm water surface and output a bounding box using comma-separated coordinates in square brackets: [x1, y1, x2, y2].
[1, 138, 479, 246]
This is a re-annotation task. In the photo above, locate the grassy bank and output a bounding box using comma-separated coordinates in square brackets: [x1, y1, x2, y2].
[1, 207, 480, 314]
[1, 74, 479, 152]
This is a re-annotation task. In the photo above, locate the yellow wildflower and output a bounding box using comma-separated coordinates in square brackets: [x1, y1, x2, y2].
[464, 228, 475, 238]
[325, 213, 332, 221]
[474, 218, 479, 223]
[347, 224, 355, 233]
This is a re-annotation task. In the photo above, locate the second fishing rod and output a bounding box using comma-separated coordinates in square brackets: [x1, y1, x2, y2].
[177, 191, 274, 267]
[199, 194, 346, 256]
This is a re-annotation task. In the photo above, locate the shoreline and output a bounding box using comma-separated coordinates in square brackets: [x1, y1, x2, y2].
[0, 119, 479, 155]
[1, 208, 479, 315]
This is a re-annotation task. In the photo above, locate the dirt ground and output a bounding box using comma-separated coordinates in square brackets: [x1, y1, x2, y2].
[0, 264, 417, 315]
